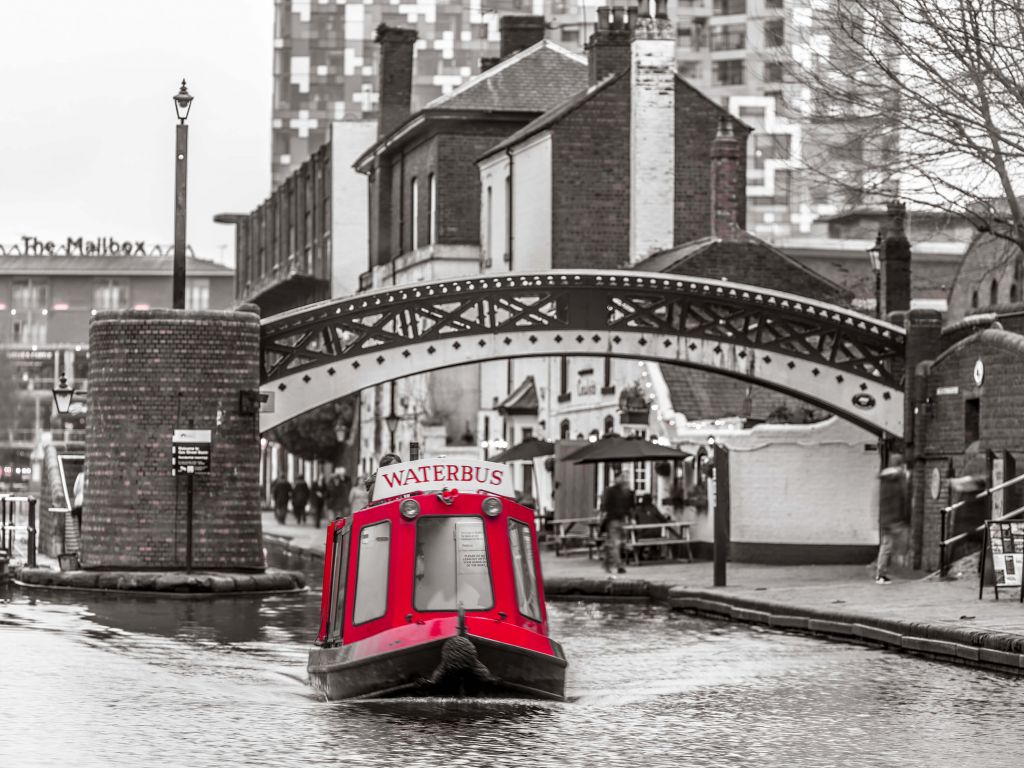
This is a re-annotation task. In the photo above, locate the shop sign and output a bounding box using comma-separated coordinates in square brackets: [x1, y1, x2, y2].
[373, 458, 515, 500]
[935, 386, 959, 396]
[18, 236, 148, 257]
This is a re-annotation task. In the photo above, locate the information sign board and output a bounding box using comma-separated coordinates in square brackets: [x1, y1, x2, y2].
[172, 429, 212, 475]
[982, 520, 1024, 600]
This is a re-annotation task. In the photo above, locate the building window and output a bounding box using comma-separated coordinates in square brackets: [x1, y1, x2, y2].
[427, 173, 436, 244]
[990, 279, 999, 306]
[971, 290, 979, 309]
[713, 59, 745, 85]
[10, 279, 49, 346]
[964, 398, 980, 447]
[560, 419, 571, 440]
[764, 19, 785, 48]
[92, 279, 127, 311]
[559, 356, 569, 401]
[1011, 283, 1019, 302]
[410, 177, 419, 251]
[185, 278, 210, 311]
[712, 0, 746, 13]
[561, 27, 578, 46]
[710, 23, 745, 51]
[764, 61, 784, 83]
[604, 414, 615, 435]
[678, 61, 701, 80]
[765, 0, 783, 8]
[485, 186, 493, 264]
[603, 356, 612, 390]
[352, 520, 390, 624]
[769, 170, 792, 206]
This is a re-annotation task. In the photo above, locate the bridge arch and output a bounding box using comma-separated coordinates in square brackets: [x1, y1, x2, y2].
[259, 271, 906, 437]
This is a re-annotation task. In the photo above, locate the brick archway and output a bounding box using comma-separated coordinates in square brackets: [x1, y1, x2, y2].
[260, 271, 906, 437]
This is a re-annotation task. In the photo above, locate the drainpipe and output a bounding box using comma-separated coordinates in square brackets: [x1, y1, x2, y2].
[505, 148, 514, 270]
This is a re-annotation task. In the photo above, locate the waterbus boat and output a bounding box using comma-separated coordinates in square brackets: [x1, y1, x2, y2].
[308, 458, 567, 701]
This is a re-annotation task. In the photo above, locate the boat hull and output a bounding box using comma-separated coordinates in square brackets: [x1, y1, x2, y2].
[308, 630, 567, 701]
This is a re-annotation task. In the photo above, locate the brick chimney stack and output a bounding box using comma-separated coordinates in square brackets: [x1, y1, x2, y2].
[879, 200, 911, 317]
[586, 5, 635, 84]
[499, 15, 546, 59]
[375, 25, 418, 138]
[710, 116, 744, 240]
[629, 0, 676, 264]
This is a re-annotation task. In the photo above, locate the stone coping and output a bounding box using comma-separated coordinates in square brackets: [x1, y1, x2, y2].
[13, 566, 306, 597]
[545, 576, 1024, 676]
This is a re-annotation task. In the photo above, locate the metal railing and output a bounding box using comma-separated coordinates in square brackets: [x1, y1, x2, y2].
[938, 472, 1024, 577]
[0, 495, 38, 568]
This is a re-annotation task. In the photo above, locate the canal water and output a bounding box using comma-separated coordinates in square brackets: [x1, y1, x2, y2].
[0, 556, 1018, 768]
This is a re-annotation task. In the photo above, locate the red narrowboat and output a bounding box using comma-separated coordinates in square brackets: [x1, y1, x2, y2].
[308, 458, 567, 701]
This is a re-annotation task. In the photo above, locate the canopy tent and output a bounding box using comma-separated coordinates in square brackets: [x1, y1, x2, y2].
[564, 434, 690, 464]
[489, 437, 555, 463]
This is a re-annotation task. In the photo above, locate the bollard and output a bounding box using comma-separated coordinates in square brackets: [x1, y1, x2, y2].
[27, 497, 36, 568]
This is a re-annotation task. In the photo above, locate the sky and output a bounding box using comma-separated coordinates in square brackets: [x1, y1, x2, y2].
[0, 0, 274, 267]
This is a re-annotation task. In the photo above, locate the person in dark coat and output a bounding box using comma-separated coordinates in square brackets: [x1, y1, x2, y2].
[366, 453, 403, 503]
[600, 472, 633, 576]
[309, 477, 325, 528]
[875, 454, 910, 584]
[291, 475, 310, 525]
[271, 473, 291, 524]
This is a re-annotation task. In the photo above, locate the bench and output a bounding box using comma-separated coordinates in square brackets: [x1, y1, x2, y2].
[623, 521, 693, 565]
[548, 516, 602, 557]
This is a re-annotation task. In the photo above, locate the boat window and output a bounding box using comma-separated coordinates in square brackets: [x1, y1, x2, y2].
[327, 527, 350, 641]
[414, 516, 494, 611]
[352, 521, 391, 624]
[508, 519, 542, 621]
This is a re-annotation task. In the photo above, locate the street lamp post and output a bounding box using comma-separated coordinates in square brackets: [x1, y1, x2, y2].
[385, 381, 400, 451]
[52, 373, 87, 415]
[867, 236, 882, 319]
[172, 80, 194, 309]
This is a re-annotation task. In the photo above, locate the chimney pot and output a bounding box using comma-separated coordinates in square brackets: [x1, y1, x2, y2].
[654, 0, 668, 20]
[638, 0, 651, 18]
[627, 5, 639, 28]
[597, 6, 611, 30]
[612, 6, 625, 29]
[587, 3, 632, 84]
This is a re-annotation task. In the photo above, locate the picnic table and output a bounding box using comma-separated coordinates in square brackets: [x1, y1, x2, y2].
[548, 516, 602, 557]
[622, 521, 693, 565]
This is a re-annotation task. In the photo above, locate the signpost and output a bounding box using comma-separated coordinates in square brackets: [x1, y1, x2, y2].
[979, 520, 1024, 601]
[172, 429, 211, 572]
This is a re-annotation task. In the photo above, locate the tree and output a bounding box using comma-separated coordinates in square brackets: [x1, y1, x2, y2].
[787, 0, 1024, 251]
[268, 394, 358, 467]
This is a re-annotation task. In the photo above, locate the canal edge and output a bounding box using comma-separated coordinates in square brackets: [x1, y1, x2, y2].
[544, 576, 1024, 678]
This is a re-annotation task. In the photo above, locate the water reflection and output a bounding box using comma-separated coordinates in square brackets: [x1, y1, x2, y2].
[0, 577, 1019, 768]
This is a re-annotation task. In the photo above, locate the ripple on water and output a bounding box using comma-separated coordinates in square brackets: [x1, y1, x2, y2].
[0, 586, 1019, 768]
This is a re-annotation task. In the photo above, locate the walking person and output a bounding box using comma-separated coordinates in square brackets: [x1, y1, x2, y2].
[600, 472, 634, 577]
[875, 454, 910, 584]
[348, 475, 370, 514]
[291, 475, 310, 525]
[271, 472, 292, 525]
[309, 476, 325, 528]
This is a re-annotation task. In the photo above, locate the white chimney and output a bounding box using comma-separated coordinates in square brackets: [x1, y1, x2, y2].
[629, 0, 676, 264]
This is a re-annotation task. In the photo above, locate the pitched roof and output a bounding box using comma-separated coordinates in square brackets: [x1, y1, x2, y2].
[481, 70, 626, 160]
[424, 40, 588, 114]
[659, 366, 815, 422]
[497, 375, 539, 416]
[633, 232, 853, 305]
[480, 70, 748, 162]
[0, 254, 233, 277]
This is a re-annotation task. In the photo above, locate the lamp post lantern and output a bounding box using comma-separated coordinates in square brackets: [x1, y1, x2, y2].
[172, 79, 193, 309]
[52, 373, 75, 415]
[867, 236, 882, 318]
[385, 412, 400, 452]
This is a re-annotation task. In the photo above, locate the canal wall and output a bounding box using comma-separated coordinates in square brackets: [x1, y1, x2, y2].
[545, 576, 1024, 677]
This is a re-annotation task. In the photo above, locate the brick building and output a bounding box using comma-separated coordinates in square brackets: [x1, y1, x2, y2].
[351, 19, 589, 473]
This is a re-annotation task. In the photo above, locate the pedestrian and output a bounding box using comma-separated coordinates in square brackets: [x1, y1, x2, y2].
[291, 474, 310, 525]
[325, 470, 347, 518]
[309, 476, 325, 528]
[348, 475, 370, 514]
[875, 454, 910, 584]
[271, 472, 292, 524]
[366, 453, 403, 504]
[600, 471, 633, 577]
[337, 467, 352, 517]
[70, 471, 85, 553]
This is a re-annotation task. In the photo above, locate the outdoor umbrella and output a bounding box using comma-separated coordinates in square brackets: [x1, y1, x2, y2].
[489, 437, 555, 463]
[564, 434, 690, 464]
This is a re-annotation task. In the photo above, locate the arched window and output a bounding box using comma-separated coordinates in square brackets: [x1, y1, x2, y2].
[971, 290, 979, 309]
[1012, 283, 1019, 303]
[603, 415, 615, 434]
[559, 419, 570, 440]
[990, 279, 999, 306]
